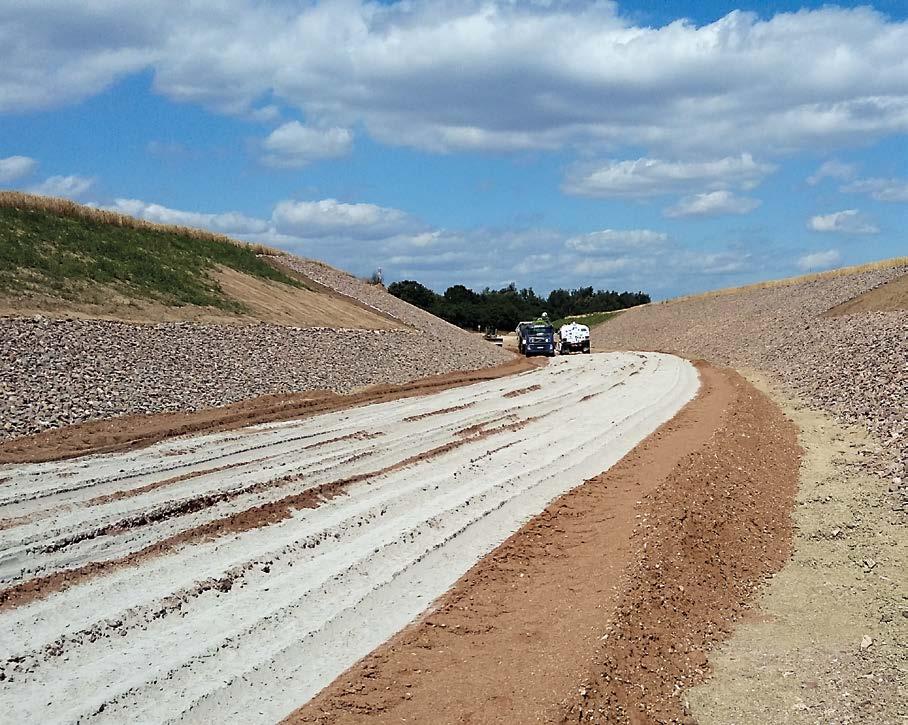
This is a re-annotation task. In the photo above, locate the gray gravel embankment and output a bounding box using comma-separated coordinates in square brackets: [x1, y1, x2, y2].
[1, 260, 512, 440]
[274, 256, 465, 333]
[594, 266, 907, 486]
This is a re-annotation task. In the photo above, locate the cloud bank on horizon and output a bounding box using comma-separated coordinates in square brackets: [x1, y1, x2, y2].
[0, 0, 905, 298]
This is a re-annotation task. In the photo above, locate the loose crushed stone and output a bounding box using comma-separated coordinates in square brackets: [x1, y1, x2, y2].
[595, 266, 907, 510]
[0, 257, 511, 440]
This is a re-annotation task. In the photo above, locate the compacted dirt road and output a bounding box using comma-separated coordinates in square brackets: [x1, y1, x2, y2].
[290, 363, 800, 724]
[0, 353, 698, 724]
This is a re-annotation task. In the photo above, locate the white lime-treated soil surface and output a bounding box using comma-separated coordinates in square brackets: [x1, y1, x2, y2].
[0, 352, 698, 724]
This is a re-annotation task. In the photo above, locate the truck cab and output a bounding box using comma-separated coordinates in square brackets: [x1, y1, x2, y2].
[516, 322, 555, 357]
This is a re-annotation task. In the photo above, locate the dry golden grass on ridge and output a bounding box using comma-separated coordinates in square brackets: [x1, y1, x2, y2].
[0, 191, 283, 257]
[670, 256, 908, 304]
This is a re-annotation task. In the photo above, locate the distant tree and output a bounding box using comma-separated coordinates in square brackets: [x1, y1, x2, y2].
[546, 288, 571, 320]
[387, 280, 439, 309]
[443, 284, 480, 305]
[387, 277, 650, 330]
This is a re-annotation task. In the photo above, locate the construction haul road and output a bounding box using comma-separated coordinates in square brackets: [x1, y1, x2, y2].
[0, 352, 698, 724]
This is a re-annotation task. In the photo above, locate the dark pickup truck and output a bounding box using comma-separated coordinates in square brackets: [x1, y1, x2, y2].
[516, 322, 555, 357]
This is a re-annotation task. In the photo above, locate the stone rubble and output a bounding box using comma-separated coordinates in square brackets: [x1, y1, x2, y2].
[0, 258, 512, 440]
[594, 265, 908, 508]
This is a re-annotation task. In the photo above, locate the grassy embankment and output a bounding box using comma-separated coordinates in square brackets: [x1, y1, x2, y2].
[0, 192, 299, 312]
[551, 311, 617, 329]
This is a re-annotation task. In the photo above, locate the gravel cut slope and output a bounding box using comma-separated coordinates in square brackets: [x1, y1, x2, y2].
[594, 266, 907, 480]
[1, 255, 512, 440]
[273, 256, 473, 333]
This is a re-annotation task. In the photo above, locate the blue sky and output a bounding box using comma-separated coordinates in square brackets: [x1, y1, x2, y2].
[1, 1, 906, 298]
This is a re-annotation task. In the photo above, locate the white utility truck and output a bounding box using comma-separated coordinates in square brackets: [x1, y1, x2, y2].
[557, 322, 591, 355]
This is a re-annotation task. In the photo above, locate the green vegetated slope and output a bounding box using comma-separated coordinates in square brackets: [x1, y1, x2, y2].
[0, 199, 301, 311]
[551, 311, 616, 329]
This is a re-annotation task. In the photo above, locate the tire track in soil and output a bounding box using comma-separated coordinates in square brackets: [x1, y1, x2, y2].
[503, 384, 542, 398]
[0, 416, 539, 611]
[402, 403, 474, 423]
[0, 375, 578, 602]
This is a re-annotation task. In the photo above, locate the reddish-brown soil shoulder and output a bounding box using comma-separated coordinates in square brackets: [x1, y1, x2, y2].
[563, 369, 800, 723]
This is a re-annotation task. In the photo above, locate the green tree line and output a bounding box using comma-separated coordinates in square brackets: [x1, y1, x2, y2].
[387, 280, 650, 330]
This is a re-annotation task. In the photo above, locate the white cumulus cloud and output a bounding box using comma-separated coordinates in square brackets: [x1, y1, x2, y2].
[563, 155, 774, 199]
[0, 155, 38, 183]
[841, 177, 908, 203]
[2, 4, 908, 156]
[103, 199, 270, 235]
[807, 160, 856, 186]
[664, 190, 761, 218]
[808, 209, 879, 235]
[260, 122, 353, 168]
[91, 195, 427, 254]
[684, 251, 753, 275]
[565, 229, 668, 254]
[271, 199, 423, 240]
[797, 249, 841, 271]
[29, 175, 94, 199]
[575, 258, 633, 277]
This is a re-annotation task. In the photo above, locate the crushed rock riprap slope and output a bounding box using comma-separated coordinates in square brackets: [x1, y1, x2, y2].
[0, 255, 512, 440]
[594, 266, 908, 485]
[0, 352, 698, 724]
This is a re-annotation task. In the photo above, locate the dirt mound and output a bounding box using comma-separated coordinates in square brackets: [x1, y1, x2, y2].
[825, 272, 908, 316]
[591, 261, 907, 723]
[561, 369, 799, 723]
[211, 266, 400, 328]
[271, 255, 474, 335]
[0, 312, 514, 441]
